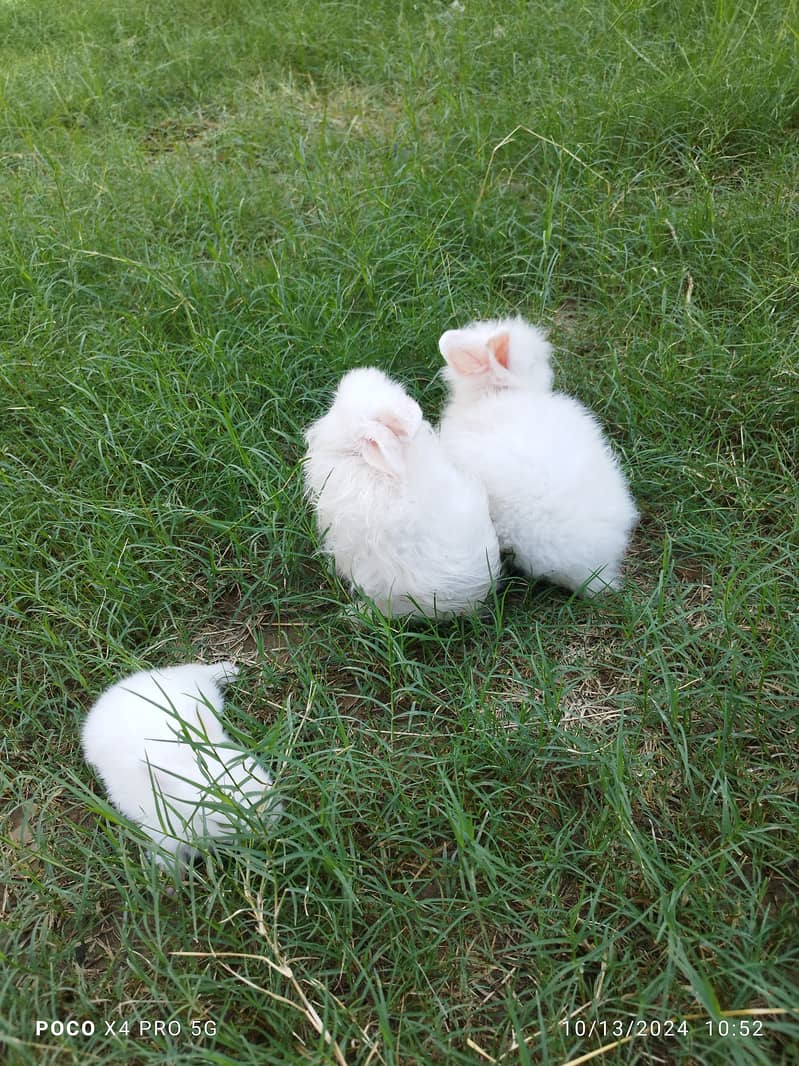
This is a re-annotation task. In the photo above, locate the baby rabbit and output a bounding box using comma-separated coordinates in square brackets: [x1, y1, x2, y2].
[303, 366, 500, 617]
[438, 317, 638, 596]
[81, 661, 278, 870]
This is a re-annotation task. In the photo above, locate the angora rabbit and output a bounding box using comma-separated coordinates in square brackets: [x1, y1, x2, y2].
[303, 366, 500, 617]
[438, 317, 638, 596]
[81, 661, 277, 869]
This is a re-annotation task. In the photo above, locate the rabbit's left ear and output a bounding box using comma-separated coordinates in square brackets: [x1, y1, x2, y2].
[439, 329, 489, 374]
[361, 421, 406, 478]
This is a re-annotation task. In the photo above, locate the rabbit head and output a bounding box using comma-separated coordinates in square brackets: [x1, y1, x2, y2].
[305, 367, 423, 481]
[439, 316, 554, 398]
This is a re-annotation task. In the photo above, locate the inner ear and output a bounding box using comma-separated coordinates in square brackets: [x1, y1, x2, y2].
[377, 400, 422, 440]
[486, 331, 510, 369]
[380, 414, 413, 438]
[452, 347, 489, 375]
[361, 423, 405, 479]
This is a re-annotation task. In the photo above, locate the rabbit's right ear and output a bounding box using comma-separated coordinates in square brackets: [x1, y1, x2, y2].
[378, 396, 423, 441]
[360, 421, 406, 478]
[439, 329, 492, 375]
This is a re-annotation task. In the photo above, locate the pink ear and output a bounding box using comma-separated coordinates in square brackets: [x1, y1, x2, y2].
[361, 422, 406, 479]
[486, 330, 510, 369]
[438, 330, 491, 376]
[378, 399, 422, 440]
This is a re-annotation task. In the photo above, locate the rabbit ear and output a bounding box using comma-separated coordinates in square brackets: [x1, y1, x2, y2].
[439, 329, 491, 375]
[486, 329, 510, 369]
[378, 399, 422, 441]
[361, 421, 406, 478]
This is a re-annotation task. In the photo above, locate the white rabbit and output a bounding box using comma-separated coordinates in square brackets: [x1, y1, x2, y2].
[81, 661, 278, 869]
[438, 316, 638, 596]
[303, 366, 500, 617]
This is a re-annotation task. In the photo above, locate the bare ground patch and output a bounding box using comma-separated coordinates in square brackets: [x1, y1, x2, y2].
[192, 589, 305, 668]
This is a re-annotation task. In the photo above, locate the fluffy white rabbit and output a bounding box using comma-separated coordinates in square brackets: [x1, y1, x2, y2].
[303, 366, 501, 617]
[81, 661, 278, 869]
[438, 316, 638, 596]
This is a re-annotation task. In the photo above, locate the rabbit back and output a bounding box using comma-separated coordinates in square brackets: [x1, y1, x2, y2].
[82, 662, 273, 860]
[439, 391, 638, 594]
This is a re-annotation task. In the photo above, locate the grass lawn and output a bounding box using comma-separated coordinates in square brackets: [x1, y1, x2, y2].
[1, 0, 797, 1062]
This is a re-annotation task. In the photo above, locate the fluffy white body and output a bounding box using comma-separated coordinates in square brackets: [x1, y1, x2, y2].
[303, 366, 500, 617]
[81, 662, 276, 867]
[438, 317, 638, 596]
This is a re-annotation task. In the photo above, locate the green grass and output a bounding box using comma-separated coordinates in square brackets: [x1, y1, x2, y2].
[1, 0, 797, 1062]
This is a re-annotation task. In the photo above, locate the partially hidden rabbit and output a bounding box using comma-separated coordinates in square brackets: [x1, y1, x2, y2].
[437, 317, 638, 596]
[303, 366, 500, 617]
[81, 661, 278, 869]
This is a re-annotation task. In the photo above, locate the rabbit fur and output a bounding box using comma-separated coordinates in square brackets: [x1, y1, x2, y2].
[438, 316, 638, 596]
[81, 661, 277, 868]
[303, 366, 500, 617]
